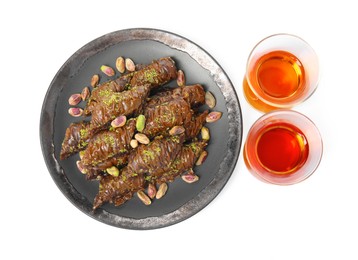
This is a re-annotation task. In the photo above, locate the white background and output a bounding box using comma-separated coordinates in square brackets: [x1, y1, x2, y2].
[1, 0, 357, 259]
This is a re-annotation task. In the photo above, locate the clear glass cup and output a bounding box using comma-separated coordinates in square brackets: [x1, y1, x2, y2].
[243, 34, 320, 112]
[244, 110, 323, 185]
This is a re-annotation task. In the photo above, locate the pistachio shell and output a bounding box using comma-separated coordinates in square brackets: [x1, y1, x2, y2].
[125, 58, 135, 72]
[156, 183, 168, 199]
[177, 70, 185, 87]
[90, 74, 99, 87]
[136, 115, 146, 132]
[135, 133, 150, 144]
[137, 190, 151, 205]
[205, 91, 216, 108]
[147, 184, 157, 199]
[100, 65, 115, 76]
[116, 56, 125, 73]
[81, 87, 90, 101]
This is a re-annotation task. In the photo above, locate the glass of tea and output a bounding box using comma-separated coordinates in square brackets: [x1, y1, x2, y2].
[243, 34, 319, 112]
[244, 110, 323, 185]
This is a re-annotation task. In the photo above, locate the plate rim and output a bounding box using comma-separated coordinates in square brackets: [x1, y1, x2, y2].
[40, 28, 243, 229]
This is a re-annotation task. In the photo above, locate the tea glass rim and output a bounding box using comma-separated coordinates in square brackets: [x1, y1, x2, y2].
[245, 33, 320, 109]
[244, 109, 323, 185]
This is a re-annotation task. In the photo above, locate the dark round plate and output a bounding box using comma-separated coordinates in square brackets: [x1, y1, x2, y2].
[40, 28, 242, 229]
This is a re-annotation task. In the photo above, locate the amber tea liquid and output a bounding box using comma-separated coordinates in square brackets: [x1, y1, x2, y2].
[245, 50, 306, 111]
[255, 122, 309, 174]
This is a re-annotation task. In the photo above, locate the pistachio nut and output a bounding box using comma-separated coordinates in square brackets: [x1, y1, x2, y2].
[181, 173, 199, 183]
[135, 133, 150, 144]
[156, 183, 168, 199]
[147, 183, 157, 199]
[68, 107, 83, 117]
[68, 93, 82, 106]
[205, 91, 216, 108]
[130, 139, 138, 149]
[106, 166, 119, 177]
[136, 114, 146, 132]
[81, 87, 90, 101]
[169, 125, 185, 136]
[201, 126, 210, 141]
[100, 65, 115, 76]
[111, 115, 127, 128]
[195, 150, 208, 165]
[125, 58, 135, 72]
[116, 56, 125, 73]
[177, 70, 185, 87]
[137, 190, 151, 205]
[206, 111, 222, 123]
[90, 74, 99, 87]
